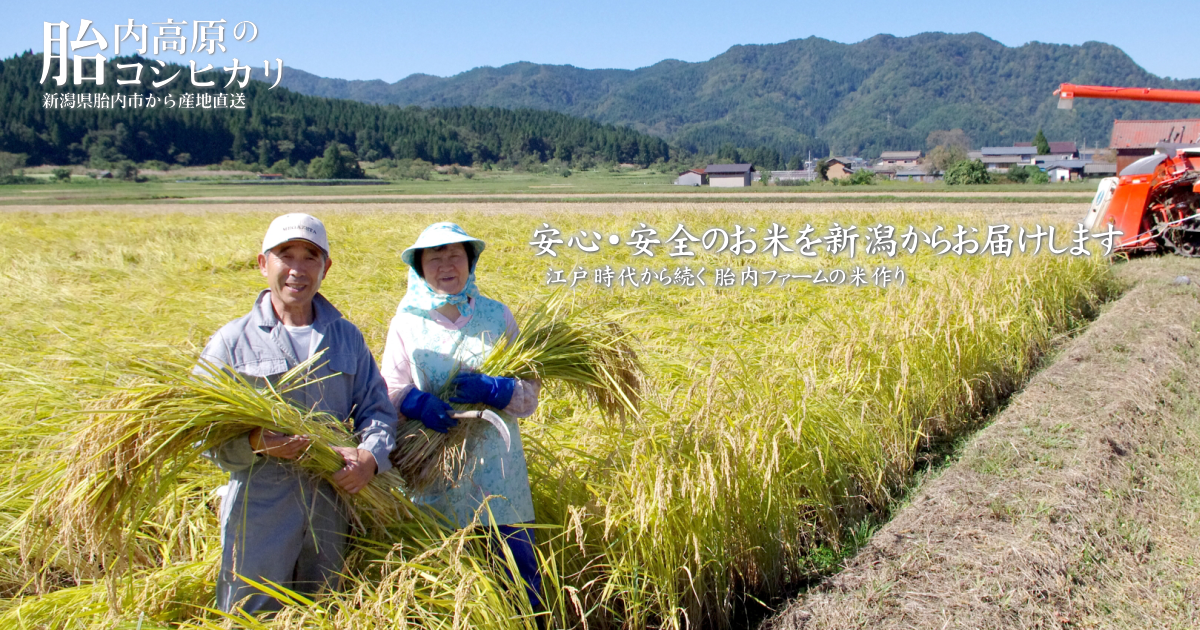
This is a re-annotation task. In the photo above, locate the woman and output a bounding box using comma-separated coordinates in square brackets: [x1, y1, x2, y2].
[380, 222, 542, 610]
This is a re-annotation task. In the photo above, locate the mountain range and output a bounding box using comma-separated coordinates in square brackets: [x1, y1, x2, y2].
[279, 32, 1200, 159]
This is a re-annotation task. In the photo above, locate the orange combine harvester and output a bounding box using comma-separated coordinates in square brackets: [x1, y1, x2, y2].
[1056, 83, 1200, 256]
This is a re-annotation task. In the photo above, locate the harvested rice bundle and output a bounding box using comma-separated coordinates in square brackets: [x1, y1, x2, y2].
[22, 353, 416, 573]
[390, 296, 643, 493]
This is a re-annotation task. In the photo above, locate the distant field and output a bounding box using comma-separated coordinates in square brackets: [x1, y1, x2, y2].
[4, 167, 1100, 205]
[0, 201, 1090, 227]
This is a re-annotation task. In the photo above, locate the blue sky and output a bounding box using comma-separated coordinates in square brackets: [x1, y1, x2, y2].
[5, 0, 1196, 83]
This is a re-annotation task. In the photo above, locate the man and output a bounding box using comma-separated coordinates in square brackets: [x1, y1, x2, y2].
[197, 213, 397, 614]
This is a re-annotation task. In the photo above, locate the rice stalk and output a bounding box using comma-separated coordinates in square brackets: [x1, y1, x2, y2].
[20, 352, 418, 586]
[0, 554, 217, 629]
[390, 294, 644, 494]
[0, 208, 1120, 629]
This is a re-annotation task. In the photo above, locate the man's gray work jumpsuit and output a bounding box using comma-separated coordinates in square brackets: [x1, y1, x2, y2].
[199, 290, 397, 614]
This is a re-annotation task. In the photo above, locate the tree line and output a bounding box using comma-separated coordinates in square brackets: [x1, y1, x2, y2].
[0, 52, 670, 170]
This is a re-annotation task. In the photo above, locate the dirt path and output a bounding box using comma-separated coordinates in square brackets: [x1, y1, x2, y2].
[763, 257, 1200, 629]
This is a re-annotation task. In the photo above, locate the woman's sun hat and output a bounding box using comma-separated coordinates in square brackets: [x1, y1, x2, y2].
[401, 222, 487, 272]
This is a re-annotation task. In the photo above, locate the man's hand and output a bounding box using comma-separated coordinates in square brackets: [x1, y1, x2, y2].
[331, 446, 378, 494]
[248, 428, 311, 460]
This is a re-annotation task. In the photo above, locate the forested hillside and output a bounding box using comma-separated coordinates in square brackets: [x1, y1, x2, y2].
[281, 32, 1200, 158]
[0, 52, 669, 168]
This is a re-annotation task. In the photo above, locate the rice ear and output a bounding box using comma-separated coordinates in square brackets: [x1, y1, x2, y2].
[390, 296, 645, 493]
[23, 351, 423, 587]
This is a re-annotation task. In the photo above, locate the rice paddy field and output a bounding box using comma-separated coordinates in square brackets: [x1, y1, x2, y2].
[0, 201, 1118, 629]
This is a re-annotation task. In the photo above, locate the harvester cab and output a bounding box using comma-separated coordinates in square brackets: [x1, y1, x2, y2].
[1055, 83, 1200, 256]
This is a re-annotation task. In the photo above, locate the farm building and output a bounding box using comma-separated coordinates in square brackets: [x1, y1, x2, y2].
[674, 169, 706, 186]
[771, 169, 818, 183]
[894, 165, 938, 182]
[705, 163, 754, 187]
[1046, 165, 1072, 182]
[1083, 163, 1117, 177]
[870, 164, 898, 179]
[1110, 119, 1200, 173]
[1043, 159, 1088, 182]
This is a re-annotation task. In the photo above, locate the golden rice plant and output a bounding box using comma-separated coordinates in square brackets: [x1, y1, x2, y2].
[179, 518, 545, 630]
[390, 293, 644, 494]
[0, 553, 217, 629]
[0, 208, 1120, 629]
[20, 352, 418, 582]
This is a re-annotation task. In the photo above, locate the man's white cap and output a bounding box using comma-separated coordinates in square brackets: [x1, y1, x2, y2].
[261, 213, 330, 256]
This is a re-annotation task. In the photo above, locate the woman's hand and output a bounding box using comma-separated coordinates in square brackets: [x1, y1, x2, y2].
[399, 389, 458, 433]
[449, 373, 516, 409]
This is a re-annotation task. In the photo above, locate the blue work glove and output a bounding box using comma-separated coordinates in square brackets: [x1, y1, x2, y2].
[449, 373, 516, 409]
[399, 389, 457, 433]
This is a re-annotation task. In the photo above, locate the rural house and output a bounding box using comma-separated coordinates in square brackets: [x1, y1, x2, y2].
[824, 158, 854, 180]
[1016, 141, 1079, 160]
[877, 151, 921, 168]
[978, 146, 1037, 171]
[1049, 141, 1079, 156]
[1110, 119, 1200, 173]
[705, 163, 754, 187]
[1032, 146, 1081, 166]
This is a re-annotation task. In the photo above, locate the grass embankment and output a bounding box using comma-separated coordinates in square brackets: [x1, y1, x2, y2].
[0, 208, 1116, 628]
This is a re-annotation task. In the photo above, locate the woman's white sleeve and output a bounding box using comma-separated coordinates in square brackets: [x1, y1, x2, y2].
[501, 305, 541, 418]
[380, 317, 416, 413]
